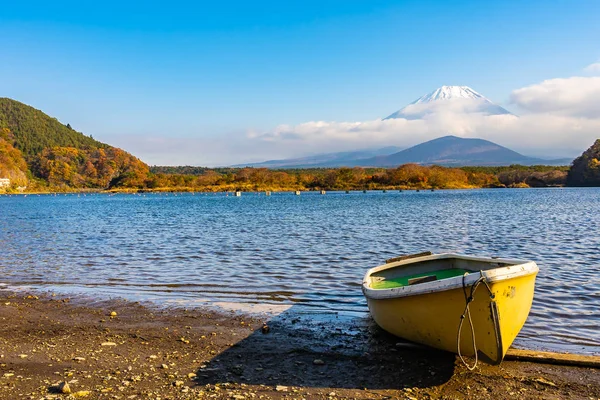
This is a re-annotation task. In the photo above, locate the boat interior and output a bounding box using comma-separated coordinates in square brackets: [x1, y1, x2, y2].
[368, 256, 516, 290]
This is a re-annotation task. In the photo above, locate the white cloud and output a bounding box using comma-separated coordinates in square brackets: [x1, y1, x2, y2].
[510, 76, 600, 118]
[584, 62, 600, 74]
[112, 106, 599, 165]
[248, 112, 599, 160]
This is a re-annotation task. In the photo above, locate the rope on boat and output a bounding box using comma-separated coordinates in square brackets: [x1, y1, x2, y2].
[457, 270, 494, 370]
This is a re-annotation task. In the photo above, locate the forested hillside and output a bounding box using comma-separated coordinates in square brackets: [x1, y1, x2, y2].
[0, 98, 148, 190]
[0, 98, 105, 158]
[567, 139, 600, 186]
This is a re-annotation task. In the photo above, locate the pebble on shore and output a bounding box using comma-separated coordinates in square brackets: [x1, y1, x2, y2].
[1, 291, 598, 400]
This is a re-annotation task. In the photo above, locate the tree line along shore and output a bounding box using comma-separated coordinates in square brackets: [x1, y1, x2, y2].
[0, 163, 574, 194]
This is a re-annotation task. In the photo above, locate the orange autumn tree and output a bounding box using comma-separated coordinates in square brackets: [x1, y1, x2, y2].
[0, 127, 29, 187]
[33, 146, 149, 188]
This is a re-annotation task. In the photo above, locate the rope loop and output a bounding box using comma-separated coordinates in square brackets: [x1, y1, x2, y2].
[457, 270, 492, 370]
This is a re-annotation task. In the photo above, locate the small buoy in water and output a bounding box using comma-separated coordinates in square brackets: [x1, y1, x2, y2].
[320, 190, 326, 195]
[265, 191, 271, 196]
[295, 191, 301, 195]
[235, 191, 242, 197]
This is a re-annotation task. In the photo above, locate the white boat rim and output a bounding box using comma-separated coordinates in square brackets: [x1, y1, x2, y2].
[362, 253, 539, 300]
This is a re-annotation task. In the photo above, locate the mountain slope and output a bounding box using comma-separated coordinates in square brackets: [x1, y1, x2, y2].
[0, 98, 149, 189]
[384, 85, 513, 120]
[354, 136, 570, 167]
[233, 146, 403, 168]
[0, 98, 106, 159]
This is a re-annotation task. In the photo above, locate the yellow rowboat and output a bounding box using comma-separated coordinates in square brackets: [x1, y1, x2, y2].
[362, 253, 538, 367]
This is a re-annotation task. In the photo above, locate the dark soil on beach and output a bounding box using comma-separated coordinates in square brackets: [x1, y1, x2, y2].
[0, 291, 598, 399]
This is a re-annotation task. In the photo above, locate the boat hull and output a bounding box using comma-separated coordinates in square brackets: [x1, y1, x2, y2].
[363, 255, 538, 364]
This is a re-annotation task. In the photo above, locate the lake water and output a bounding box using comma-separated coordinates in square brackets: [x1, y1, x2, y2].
[0, 189, 599, 355]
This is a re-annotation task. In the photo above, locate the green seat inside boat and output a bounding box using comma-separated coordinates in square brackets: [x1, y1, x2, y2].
[371, 268, 471, 289]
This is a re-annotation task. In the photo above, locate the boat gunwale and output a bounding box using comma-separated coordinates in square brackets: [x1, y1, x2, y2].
[362, 253, 538, 300]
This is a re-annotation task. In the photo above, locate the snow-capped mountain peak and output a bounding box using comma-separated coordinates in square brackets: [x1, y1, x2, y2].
[412, 85, 485, 103]
[384, 85, 513, 120]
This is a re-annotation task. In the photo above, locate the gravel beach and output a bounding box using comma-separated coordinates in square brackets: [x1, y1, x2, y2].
[0, 291, 598, 399]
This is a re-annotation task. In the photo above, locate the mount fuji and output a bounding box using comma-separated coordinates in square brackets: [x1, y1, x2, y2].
[384, 85, 513, 120]
[236, 86, 571, 168]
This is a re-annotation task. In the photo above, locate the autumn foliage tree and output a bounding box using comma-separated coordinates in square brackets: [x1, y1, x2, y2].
[0, 127, 29, 187]
[32, 146, 149, 189]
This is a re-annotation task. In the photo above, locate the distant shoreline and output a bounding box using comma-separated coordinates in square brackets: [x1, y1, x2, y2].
[0, 185, 572, 196]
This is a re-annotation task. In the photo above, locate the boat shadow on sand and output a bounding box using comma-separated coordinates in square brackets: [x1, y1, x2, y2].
[193, 305, 457, 390]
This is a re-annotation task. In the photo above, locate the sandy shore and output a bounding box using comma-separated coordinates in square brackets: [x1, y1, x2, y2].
[0, 290, 598, 399]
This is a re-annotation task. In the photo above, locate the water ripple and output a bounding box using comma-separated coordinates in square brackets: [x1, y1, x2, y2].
[0, 189, 599, 354]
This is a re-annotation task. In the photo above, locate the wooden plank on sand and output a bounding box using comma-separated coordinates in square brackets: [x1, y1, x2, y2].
[505, 349, 600, 368]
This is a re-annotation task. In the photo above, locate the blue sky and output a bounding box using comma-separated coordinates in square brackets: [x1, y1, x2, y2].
[1, 0, 600, 165]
